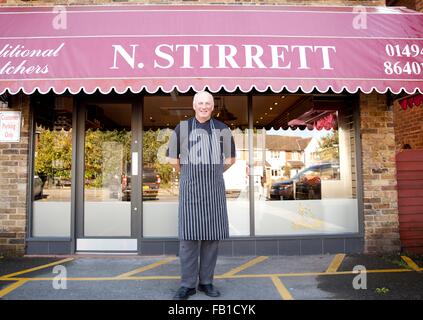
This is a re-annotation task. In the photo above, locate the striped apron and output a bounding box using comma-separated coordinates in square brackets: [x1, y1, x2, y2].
[178, 118, 230, 240]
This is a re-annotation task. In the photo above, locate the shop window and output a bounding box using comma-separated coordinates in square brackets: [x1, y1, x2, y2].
[31, 94, 72, 237]
[83, 103, 132, 237]
[142, 93, 250, 237]
[253, 94, 358, 236]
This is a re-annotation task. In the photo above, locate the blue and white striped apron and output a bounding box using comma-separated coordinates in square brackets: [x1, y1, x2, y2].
[178, 118, 230, 240]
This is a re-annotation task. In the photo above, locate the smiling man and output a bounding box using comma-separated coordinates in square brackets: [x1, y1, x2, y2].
[167, 91, 236, 300]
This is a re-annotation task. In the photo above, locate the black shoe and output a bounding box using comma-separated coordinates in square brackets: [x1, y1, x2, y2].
[198, 284, 220, 297]
[173, 287, 196, 300]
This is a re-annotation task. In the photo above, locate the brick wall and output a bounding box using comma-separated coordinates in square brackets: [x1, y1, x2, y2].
[394, 101, 423, 150]
[360, 93, 400, 253]
[0, 94, 30, 257]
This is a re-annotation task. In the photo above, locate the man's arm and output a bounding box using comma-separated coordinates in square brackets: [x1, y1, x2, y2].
[166, 124, 181, 172]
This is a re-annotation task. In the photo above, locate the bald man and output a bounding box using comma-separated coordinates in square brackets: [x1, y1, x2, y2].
[167, 91, 236, 300]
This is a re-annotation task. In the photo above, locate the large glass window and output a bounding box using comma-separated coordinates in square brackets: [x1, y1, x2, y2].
[253, 94, 358, 236]
[32, 95, 72, 237]
[142, 93, 250, 237]
[83, 103, 132, 237]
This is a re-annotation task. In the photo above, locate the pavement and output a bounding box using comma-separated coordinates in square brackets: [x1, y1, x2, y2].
[0, 253, 422, 300]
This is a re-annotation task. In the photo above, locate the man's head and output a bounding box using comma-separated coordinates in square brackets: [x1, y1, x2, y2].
[193, 91, 214, 123]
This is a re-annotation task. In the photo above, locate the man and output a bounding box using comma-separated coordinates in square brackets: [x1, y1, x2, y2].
[167, 91, 236, 300]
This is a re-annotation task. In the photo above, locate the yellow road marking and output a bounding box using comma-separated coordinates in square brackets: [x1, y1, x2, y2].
[0, 280, 28, 298]
[271, 276, 294, 300]
[220, 268, 414, 279]
[1, 258, 74, 279]
[326, 254, 346, 273]
[0, 276, 180, 281]
[116, 257, 177, 278]
[221, 256, 269, 277]
[0, 266, 417, 282]
[401, 256, 420, 271]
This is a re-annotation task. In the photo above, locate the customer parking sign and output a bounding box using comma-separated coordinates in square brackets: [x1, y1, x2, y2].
[0, 111, 21, 142]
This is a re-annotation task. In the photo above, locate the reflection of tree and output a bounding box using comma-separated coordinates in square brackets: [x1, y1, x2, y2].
[317, 131, 339, 162]
[84, 130, 131, 188]
[143, 129, 173, 185]
[35, 128, 72, 185]
[35, 128, 175, 189]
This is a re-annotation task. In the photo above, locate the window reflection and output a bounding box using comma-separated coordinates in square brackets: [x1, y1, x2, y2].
[83, 103, 132, 237]
[253, 94, 358, 235]
[32, 94, 72, 237]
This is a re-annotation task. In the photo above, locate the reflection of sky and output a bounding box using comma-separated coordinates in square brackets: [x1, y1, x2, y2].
[267, 128, 333, 139]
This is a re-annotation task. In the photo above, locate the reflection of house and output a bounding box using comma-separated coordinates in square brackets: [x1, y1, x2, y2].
[304, 136, 321, 167]
[226, 132, 311, 190]
[254, 134, 312, 182]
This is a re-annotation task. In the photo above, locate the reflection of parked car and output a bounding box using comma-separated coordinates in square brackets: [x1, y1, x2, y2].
[122, 167, 161, 201]
[33, 176, 44, 200]
[142, 167, 161, 200]
[269, 163, 339, 200]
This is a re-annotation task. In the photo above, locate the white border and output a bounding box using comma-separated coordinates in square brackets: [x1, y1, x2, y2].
[1, 35, 422, 40]
[76, 239, 137, 251]
[1, 83, 422, 96]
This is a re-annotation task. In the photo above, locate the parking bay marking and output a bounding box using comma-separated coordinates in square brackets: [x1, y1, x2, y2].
[0, 280, 28, 298]
[270, 276, 294, 300]
[326, 254, 346, 273]
[115, 257, 177, 278]
[0, 258, 74, 279]
[401, 256, 421, 272]
[221, 256, 269, 277]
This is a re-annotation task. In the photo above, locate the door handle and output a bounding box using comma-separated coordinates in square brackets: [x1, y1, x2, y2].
[132, 152, 138, 176]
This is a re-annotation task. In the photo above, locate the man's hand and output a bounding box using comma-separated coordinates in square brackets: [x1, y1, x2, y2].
[167, 157, 180, 173]
[223, 157, 236, 172]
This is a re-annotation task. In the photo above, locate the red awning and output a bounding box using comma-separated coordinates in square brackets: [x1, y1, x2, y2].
[0, 5, 422, 95]
[399, 94, 423, 109]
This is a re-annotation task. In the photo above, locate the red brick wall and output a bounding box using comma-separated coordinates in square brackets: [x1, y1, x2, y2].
[391, 3, 423, 148]
[394, 101, 423, 150]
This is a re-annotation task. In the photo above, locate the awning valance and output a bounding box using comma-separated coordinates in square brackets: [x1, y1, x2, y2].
[0, 5, 423, 95]
[399, 94, 423, 109]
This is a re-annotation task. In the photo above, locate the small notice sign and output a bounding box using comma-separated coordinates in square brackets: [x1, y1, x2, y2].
[0, 111, 22, 142]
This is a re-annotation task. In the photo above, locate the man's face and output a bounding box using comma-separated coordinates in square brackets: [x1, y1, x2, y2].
[193, 92, 214, 121]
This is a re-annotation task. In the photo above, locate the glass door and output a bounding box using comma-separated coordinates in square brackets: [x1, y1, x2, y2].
[76, 100, 140, 252]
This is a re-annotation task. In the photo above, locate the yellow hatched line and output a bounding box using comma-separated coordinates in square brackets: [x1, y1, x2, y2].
[1, 258, 74, 279]
[221, 256, 269, 277]
[326, 254, 346, 273]
[270, 276, 294, 300]
[0, 280, 28, 298]
[401, 256, 420, 271]
[115, 257, 177, 278]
